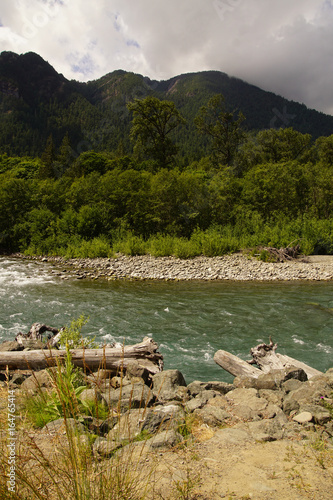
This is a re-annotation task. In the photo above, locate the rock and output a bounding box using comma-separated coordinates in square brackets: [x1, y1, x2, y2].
[226, 388, 270, 421]
[146, 429, 184, 449]
[213, 427, 253, 444]
[299, 404, 331, 425]
[185, 390, 220, 412]
[142, 404, 185, 434]
[0, 341, 24, 352]
[93, 437, 121, 457]
[107, 408, 147, 443]
[293, 411, 313, 424]
[283, 378, 332, 414]
[258, 389, 284, 407]
[246, 418, 284, 441]
[20, 368, 54, 394]
[126, 361, 151, 384]
[21, 340, 45, 350]
[187, 380, 233, 397]
[102, 382, 155, 411]
[282, 378, 303, 393]
[152, 369, 187, 401]
[42, 418, 85, 435]
[194, 405, 229, 426]
[79, 388, 104, 404]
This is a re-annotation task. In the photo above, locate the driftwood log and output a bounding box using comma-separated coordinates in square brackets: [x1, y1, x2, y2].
[214, 338, 322, 380]
[0, 337, 163, 375]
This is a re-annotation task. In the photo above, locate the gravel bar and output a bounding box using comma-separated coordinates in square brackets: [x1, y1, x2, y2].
[24, 253, 333, 282]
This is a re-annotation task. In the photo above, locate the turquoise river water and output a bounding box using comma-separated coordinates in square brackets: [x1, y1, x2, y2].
[0, 257, 332, 383]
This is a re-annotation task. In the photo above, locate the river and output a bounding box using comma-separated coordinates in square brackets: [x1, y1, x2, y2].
[0, 257, 332, 383]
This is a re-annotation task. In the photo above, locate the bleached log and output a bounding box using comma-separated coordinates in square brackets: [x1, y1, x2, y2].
[214, 339, 323, 380]
[213, 350, 262, 378]
[0, 337, 163, 375]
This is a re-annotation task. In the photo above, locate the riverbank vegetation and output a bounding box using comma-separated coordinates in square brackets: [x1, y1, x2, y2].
[1, 94, 333, 259]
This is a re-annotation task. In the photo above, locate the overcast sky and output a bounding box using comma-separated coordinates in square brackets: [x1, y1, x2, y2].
[1, 0, 332, 114]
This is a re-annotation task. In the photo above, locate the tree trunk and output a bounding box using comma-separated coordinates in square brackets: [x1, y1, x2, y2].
[0, 337, 163, 375]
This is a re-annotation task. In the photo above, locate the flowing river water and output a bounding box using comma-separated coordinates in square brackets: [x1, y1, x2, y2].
[0, 257, 333, 383]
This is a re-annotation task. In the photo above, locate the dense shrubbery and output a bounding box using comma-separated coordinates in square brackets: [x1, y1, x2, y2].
[1, 125, 333, 258]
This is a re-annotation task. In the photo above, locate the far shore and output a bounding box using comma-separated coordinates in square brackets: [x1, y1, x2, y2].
[9, 252, 333, 282]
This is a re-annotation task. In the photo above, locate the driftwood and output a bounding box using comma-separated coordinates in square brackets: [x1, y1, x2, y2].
[0, 337, 163, 375]
[15, 322, 62, 346]
[214, 338, 322, 380]
[257, 245, 300, 262]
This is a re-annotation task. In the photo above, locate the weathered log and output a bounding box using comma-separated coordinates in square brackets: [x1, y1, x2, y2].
[250, 338, 322, 379]
[214, 339, 323, 380]
[0, 337, 163, 375]
[213, 350, 262, 379]
[15, 322, 60, 344]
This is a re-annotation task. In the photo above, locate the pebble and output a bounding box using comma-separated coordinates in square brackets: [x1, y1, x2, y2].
[24, 253, 333, 282]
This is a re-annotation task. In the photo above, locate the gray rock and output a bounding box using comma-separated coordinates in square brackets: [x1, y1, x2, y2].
[146, 429, 184, 449]
[79, 388, 104, 404]
[258, 389, 284, 407]
[20, 368, 54, 394]
[194, 405, 229, 426]
[142, 404, 185, 434]
[282, 378, 303, 393]
[299, 404, 331, 425]
[125, 361, 150, 384]
[0, 341, 24, 352]
[246, 418, 284, 441]
[93, 437, 121, 457]
[22, 340, 45, 350]
[187, 380, 233, 397]
[213, 427, 253, 444]
[226, 388, 269, 421]
[293, 411, 313, 424]
[107, 408, 146, 442]
[283, 378, 332, 414]
[152, 369, 187, 401]
[102, 382, 155, 411]
[43, 418, 85, 435]
[185, 390, 220, 412]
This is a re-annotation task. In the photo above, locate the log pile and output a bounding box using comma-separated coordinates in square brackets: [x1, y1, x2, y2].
[256, 245, 301, 262]
[214, 337, 322, 380]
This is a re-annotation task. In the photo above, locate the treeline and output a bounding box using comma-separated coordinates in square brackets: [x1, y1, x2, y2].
[1, 95, 333, 259]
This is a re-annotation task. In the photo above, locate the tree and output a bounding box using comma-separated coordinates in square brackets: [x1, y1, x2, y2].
[194, 94, 245, 167]
[127, 97, 186, 168]
[39, 134, 56, 178]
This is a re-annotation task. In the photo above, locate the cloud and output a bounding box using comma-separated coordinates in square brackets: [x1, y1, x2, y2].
[0, 0, 332, 115]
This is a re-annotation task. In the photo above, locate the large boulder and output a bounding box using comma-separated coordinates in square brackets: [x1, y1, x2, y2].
[142, 404, 185, 434]
[102, 382, 155, 411]
[20, 368, 54, 395]
[152, 369, 188, 402]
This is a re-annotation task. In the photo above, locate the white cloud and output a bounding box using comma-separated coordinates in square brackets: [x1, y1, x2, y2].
[0, 0, 333, 114]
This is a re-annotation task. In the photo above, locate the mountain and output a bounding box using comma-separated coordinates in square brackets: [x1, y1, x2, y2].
[1, 51, 333, 158]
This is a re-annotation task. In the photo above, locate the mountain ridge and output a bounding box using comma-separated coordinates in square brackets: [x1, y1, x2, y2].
[1, 51, 332, 157]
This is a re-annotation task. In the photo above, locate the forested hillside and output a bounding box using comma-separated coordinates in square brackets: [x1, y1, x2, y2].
[1, 51, 333, 258]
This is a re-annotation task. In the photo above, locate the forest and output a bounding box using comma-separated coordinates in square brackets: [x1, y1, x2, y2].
[1, 91, 333, 259]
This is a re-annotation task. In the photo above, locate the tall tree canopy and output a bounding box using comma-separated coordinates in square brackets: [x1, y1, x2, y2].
[127, 97, 186, 168]
[194, 94, 245, 167]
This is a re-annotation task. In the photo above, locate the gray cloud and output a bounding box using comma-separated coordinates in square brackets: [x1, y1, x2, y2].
[0, 0, 332, 114]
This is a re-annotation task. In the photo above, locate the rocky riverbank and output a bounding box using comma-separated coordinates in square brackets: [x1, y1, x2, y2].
[17, 252, 333, 281]
[1, 358, 333, 499]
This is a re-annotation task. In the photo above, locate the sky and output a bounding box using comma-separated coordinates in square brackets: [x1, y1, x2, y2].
[0, 0, 333, 115]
